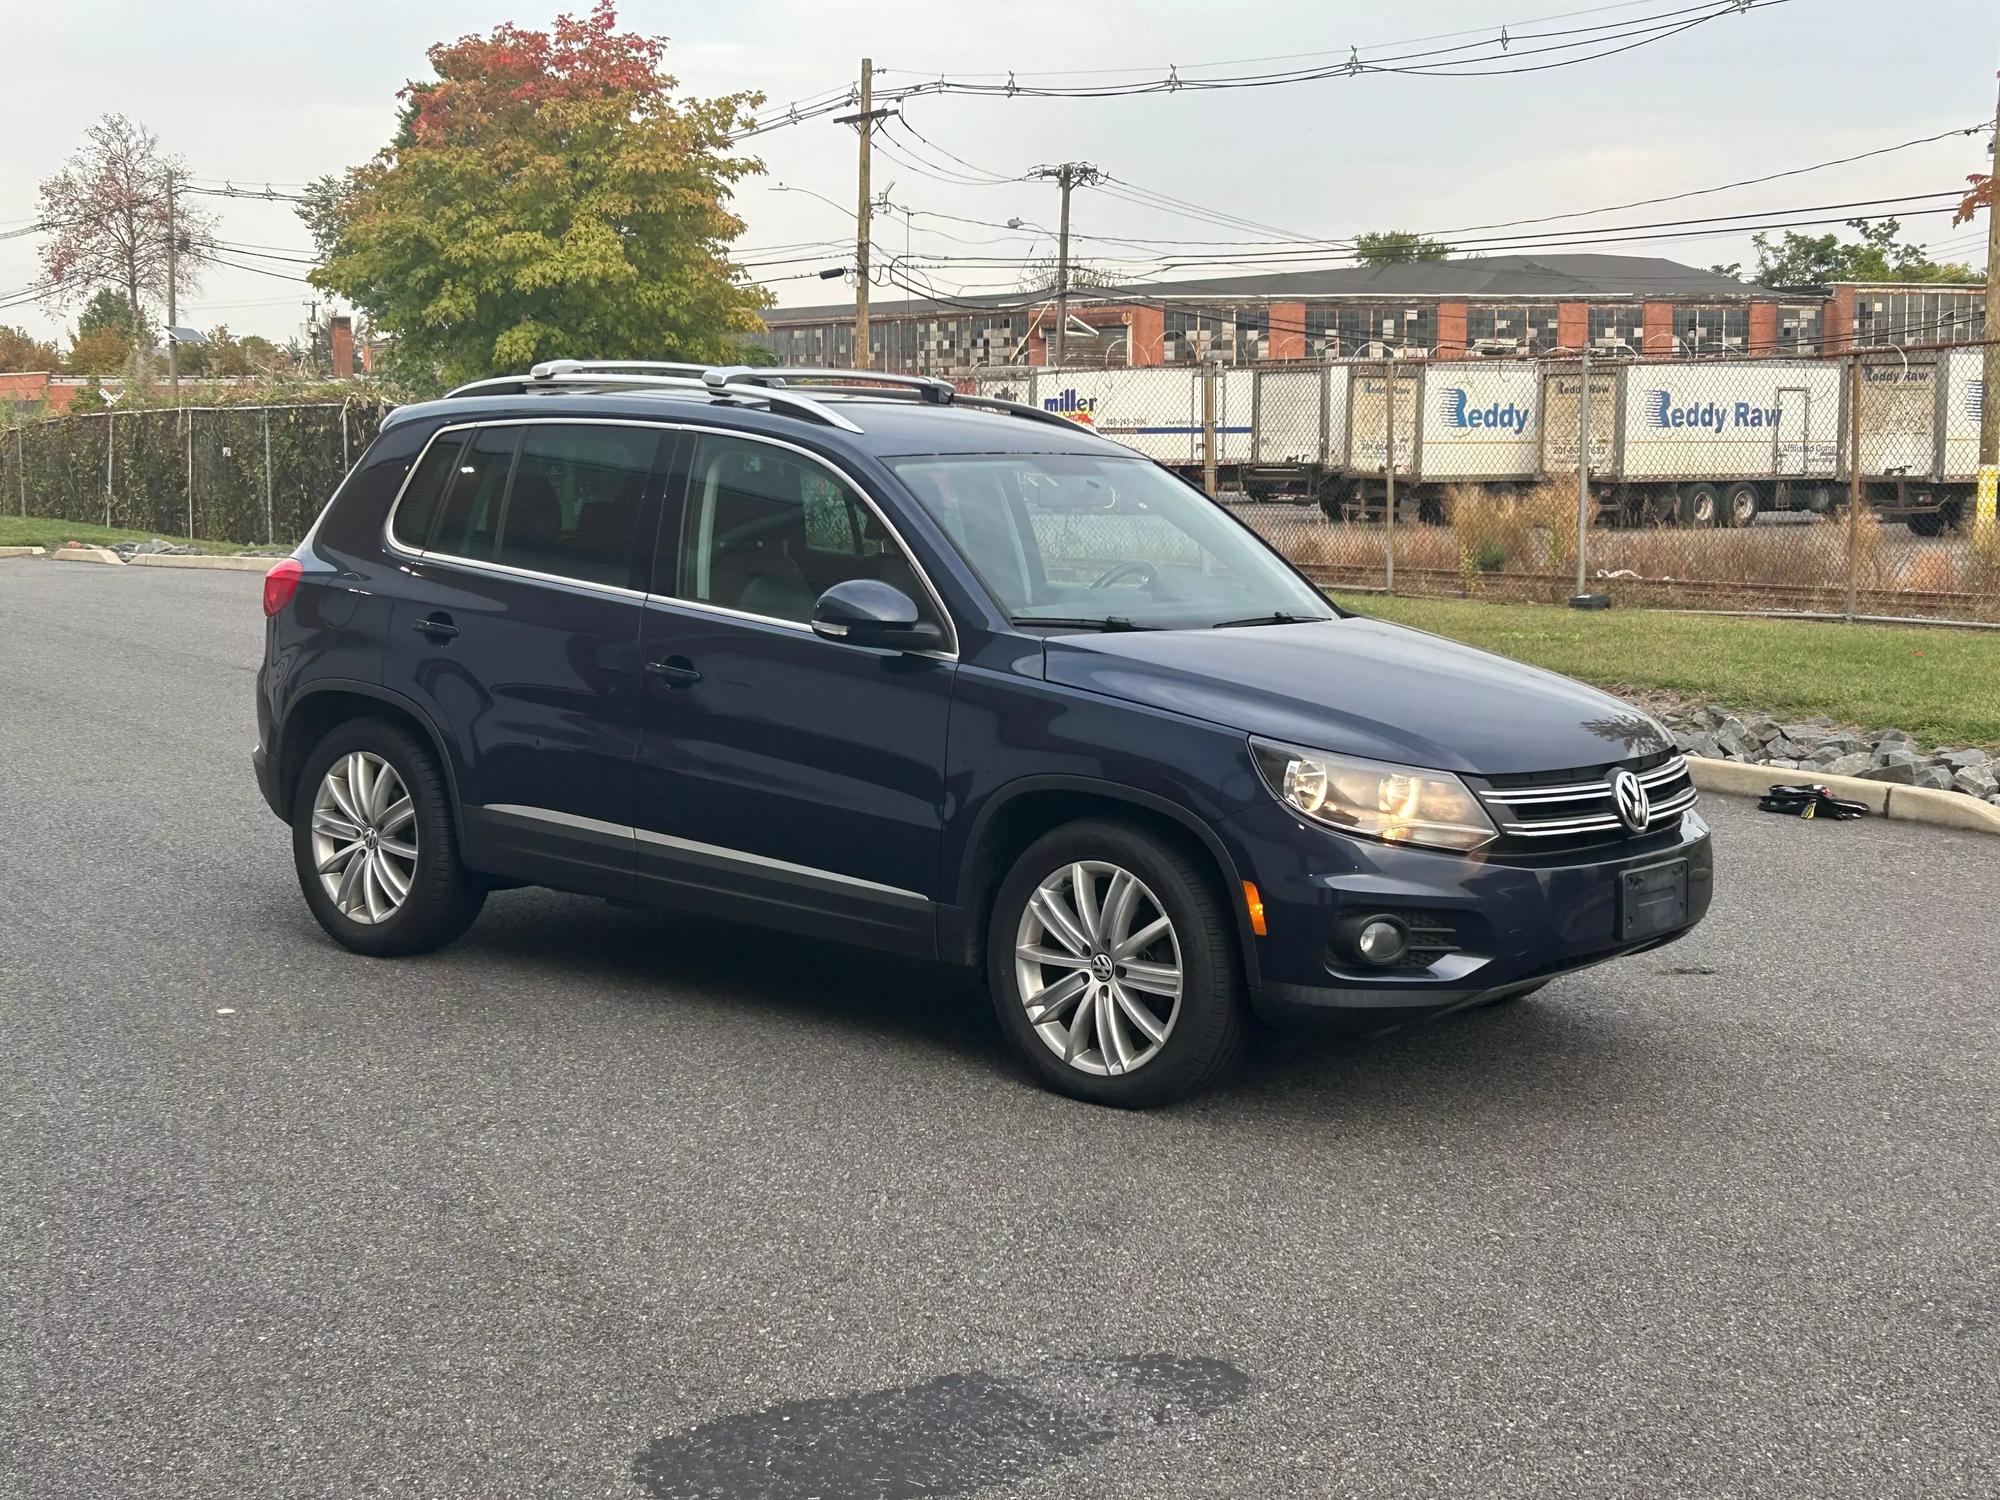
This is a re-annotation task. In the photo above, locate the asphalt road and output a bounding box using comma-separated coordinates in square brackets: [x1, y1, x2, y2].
[4, 562, 1996, 1500]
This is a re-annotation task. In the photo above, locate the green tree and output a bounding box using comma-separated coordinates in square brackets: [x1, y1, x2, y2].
[1748, 218, 1979, 286]
[304, 2, 769, 388]
[1352, 230, 1454, 266]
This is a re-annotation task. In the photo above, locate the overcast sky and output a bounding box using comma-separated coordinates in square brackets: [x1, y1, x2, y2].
[2, 0, 1993, 351]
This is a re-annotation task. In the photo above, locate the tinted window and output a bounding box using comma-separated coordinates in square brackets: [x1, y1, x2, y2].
[494, 425, 659, 588]
[390, 433, 464, 551]
[677, 435, 932, 626]
[432, 426, 517, 561]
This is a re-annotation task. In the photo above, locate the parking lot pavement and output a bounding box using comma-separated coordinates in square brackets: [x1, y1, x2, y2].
[4, 563, 1996, 1500]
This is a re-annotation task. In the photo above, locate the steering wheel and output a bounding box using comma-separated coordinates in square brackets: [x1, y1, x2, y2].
[1090, 559, 1158, 590]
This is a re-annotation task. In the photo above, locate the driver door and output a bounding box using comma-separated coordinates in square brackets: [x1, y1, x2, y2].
[628, 430, 957, 956]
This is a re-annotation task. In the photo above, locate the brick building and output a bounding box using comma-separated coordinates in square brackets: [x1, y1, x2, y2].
[751, 253, 1987, 375]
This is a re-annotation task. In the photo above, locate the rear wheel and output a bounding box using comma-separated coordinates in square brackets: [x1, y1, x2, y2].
[1681, 482, 1721, 528]
[1723, 481, 1760, 528]
[292, 719, 485, 956]
[987, 820, 1246, 1107]
[1906, 509, 1949, 538]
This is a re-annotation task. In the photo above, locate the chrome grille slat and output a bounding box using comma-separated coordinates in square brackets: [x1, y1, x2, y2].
[1495, 785, 1699, 837]
[1486, 756, 1688, 806]
[1475, 757, 1698, 849]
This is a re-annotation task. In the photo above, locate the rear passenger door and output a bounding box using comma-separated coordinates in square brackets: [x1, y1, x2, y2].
[382, 419, 669, 889]
[628, 429, 957, 956]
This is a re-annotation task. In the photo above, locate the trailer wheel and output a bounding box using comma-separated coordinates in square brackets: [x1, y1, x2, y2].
[1906, 511, 1947, 538]
[1681, 482, 1721, 528]
[1723, 482, 1761, 528]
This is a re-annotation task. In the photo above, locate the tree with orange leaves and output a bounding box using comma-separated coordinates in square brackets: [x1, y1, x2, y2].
[304, 4, 770, 387]
[1954, 174, 1991, 227]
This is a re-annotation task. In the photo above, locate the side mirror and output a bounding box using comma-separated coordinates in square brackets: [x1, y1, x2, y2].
[811, 578, 944, 653]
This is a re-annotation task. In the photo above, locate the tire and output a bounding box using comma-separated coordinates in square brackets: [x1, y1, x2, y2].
[291, 718, 485, 957]
[1681, 482, 1721, 528]
[987, 819, 1247, 1108]
[1723, 482, 1760, 529]
[1906, 510, 1947, 538]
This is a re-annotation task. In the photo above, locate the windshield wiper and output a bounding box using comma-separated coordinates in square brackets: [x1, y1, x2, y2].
[1209, 611, 1333, 629]
[1014, 615, 1156, 632]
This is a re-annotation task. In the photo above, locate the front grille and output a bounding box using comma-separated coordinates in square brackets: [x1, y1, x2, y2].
[1472, 752, 1699, 855]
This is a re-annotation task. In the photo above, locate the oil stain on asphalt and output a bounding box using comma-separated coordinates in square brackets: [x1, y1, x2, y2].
[632, 1353, 1251, 1499]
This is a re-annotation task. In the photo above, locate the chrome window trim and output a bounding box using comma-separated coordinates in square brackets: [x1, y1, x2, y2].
[481, 803, 930, 907]
[379, 418, 677, 601]
[655, 422, 961, 660]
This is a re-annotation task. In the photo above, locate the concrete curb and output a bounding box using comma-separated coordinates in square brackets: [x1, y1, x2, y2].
[1687, 756, 2000, 836]
[128, 553, 279, 573]
[0, 545, 47, 559]
[50, 545, 125, 566]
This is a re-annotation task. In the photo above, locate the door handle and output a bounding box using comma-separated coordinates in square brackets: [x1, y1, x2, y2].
[413, 614, 459, 640]
[645, 657, 702, 688]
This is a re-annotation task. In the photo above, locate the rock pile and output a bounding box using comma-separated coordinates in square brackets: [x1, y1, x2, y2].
[1657, 704, 2000, 805]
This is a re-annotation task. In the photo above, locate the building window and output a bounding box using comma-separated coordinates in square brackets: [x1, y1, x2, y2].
[1674, 304, 1749, 354]
[1464, 304, 1561, 353]
[1776, 303, 1822, 354]
[1852, 289, 1986, 347]
[1329, 304, 1435, 357]
[1586, 305, 1643, 354]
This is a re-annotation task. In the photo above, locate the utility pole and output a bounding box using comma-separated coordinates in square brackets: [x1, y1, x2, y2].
[165, 169, 179, 400]
[1977, 65, 2000, 542]
[834, 60, 894, 370]
[1030, 162, 1102, 367]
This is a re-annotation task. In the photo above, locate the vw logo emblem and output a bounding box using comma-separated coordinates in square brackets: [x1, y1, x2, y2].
[1091, 953, 1115, 982]
[1611, 769, 1651, 833]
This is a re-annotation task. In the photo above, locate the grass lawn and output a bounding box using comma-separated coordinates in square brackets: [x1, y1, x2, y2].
[1331, 593, 2000, 749]
[0, 517, 268, 555]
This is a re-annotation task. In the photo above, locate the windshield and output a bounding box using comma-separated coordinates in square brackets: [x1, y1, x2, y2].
[886, 453, 1334, 630]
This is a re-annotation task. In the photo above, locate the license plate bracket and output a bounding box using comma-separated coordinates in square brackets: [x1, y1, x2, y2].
[1619, 858, 1689, 942]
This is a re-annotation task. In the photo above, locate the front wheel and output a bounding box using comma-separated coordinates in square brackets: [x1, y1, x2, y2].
[987, 820, 1247, 1107]
[292, 719, 485, 957]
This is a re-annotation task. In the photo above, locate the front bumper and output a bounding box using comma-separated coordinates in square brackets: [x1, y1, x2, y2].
[1220, 798, 1713, 1028]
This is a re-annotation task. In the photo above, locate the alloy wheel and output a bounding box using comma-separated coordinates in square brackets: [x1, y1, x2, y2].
[310, 751, 418, 925]
[1015, 860, 1182, 1077]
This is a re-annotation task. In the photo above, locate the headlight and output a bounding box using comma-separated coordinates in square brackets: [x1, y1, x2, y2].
[1250, 738, 1497, 853]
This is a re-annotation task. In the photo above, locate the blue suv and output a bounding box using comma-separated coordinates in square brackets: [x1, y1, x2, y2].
[255, 362, 1712, 1106]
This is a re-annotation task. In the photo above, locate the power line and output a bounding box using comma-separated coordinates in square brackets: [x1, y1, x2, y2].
[726, 0, 1786, 142]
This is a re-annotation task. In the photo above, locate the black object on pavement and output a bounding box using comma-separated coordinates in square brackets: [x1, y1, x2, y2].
[1756, 782, 1870, 820]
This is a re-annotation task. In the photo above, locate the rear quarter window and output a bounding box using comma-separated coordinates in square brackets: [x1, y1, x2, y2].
[390, 434, 465, 552]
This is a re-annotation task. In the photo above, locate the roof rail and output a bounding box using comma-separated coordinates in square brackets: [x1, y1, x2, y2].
[706, 366, 958, 404]
[509, 370, 864, 431]
[955, 392, 1097, 432]
[440, 361, 1096, 439]
[531, 359, 715, 380]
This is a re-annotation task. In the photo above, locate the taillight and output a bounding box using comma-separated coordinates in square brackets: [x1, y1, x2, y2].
[263, 558, 303, 616]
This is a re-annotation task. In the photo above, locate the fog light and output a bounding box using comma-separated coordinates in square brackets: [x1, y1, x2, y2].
[1356, 918, 1407, 965]
[1332, 912, 1411, 968]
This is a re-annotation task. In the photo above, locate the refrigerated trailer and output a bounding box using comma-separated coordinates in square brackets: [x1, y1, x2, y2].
[973, 353, 1989, 530]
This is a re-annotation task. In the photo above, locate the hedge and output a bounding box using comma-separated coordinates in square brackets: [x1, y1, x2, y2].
[0, 400, 393, 545]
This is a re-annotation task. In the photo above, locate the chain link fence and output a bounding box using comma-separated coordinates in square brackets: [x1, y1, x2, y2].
[1, 400, 393, 546]
[972, 344, 2000, 625]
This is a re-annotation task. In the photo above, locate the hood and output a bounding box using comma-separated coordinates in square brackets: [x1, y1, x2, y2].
[1041, 618, 1669, 776]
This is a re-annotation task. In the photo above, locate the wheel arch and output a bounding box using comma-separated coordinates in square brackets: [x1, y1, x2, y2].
[943, 776, 1261, 990]
[277, 680, 465, 844]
